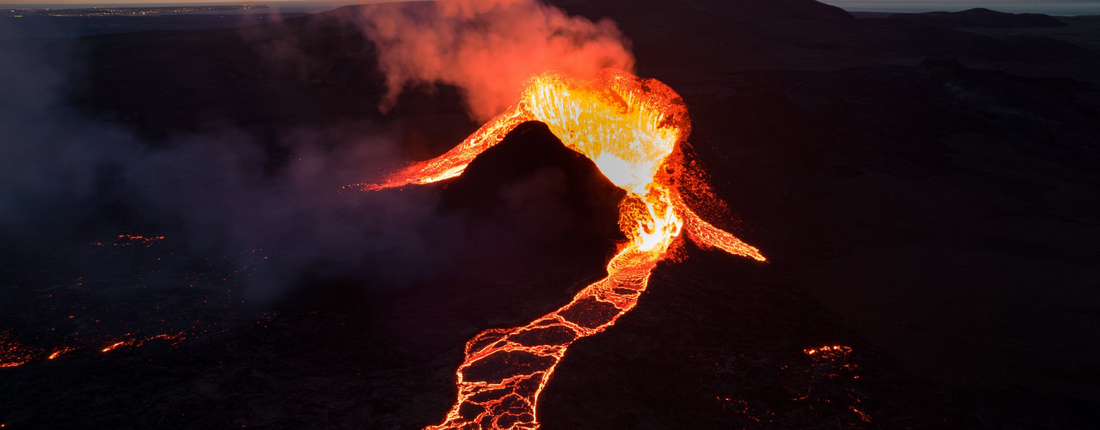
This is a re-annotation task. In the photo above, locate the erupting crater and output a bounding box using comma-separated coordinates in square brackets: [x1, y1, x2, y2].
[362, 69, 765, 430]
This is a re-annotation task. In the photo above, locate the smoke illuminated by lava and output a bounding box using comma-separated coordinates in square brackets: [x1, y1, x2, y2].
[357, 0, 634, 122]
[362, 69, 764, 429]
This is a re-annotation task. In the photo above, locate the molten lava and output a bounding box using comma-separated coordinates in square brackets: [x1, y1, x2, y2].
[363, 69, 765, 429]
[101, 332, 186, 353]
[0, 332, 35, 368]
[47, 346, 78, 360]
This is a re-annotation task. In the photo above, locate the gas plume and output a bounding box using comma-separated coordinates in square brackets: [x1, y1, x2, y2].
[357, 0, 635, 121]
[0, 34, 454, 306]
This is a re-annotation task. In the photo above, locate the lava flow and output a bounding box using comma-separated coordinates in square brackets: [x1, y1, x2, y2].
[363, 69, 765, 429]
[0, 332, 35, 368]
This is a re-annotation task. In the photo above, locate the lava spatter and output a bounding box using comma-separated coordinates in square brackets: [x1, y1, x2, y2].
[363, 69, 765, 429]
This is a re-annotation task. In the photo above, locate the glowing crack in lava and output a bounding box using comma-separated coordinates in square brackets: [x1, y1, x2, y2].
[363, 69, 766, 429]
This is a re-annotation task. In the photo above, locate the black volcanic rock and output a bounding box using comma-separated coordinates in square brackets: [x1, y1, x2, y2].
[675, 58, 1100, 428]
[439, 121, 625, 257]
[890, 8, 1068, 29]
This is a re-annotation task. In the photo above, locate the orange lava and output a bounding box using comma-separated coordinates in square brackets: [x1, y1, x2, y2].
[91, 234, 164, 247]
[101, 332, 186, 353]
[0, 332, 36, 368]
[850, 406, 873, 423]
[363, 69, 765, 429]
[101, 340, 132, 353]
[47, 346, 79, 360]
[117, 234, 165, 247]
[804, 345, 851, 357]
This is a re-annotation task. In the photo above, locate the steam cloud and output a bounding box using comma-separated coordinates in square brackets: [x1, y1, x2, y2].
[358, 0, 635, 121]
[0, 0, 634, 307]
[0, 37, 449, 305]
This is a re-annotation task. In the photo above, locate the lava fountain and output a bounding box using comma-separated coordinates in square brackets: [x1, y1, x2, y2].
[363, 69, 765, 429]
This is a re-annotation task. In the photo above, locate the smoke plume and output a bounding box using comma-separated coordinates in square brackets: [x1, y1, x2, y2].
[0, 1, 636, 308]
[0, 35, 450, 306]
[358, 0, 635, 121]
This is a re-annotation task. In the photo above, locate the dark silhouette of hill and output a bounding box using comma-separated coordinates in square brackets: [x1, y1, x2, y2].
[951, 15, 1100, 57]
[0, 13, 309, 39]
[549, 0, 1098, 82]
[890, 8, 1068, 29]
[439, 122, 625, 258]
[4, 1, 1088, 140]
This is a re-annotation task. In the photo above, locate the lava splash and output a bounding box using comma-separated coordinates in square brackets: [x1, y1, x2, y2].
[363, 69, 765, 429]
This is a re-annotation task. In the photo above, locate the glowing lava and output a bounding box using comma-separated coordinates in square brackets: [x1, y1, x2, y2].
[804, 345, 852, 358]
[90, 234, 165, 247]
[101, 332, 186, 353]
[101, 340, 132, 353]
[363, 69, 765, 429]
[47, 346, 79, 360]
[0, 332, 35, 368]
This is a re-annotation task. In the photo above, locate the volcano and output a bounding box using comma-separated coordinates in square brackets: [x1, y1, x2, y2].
[2, 0, 1100, 429]
[363, 68, 766, 429]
